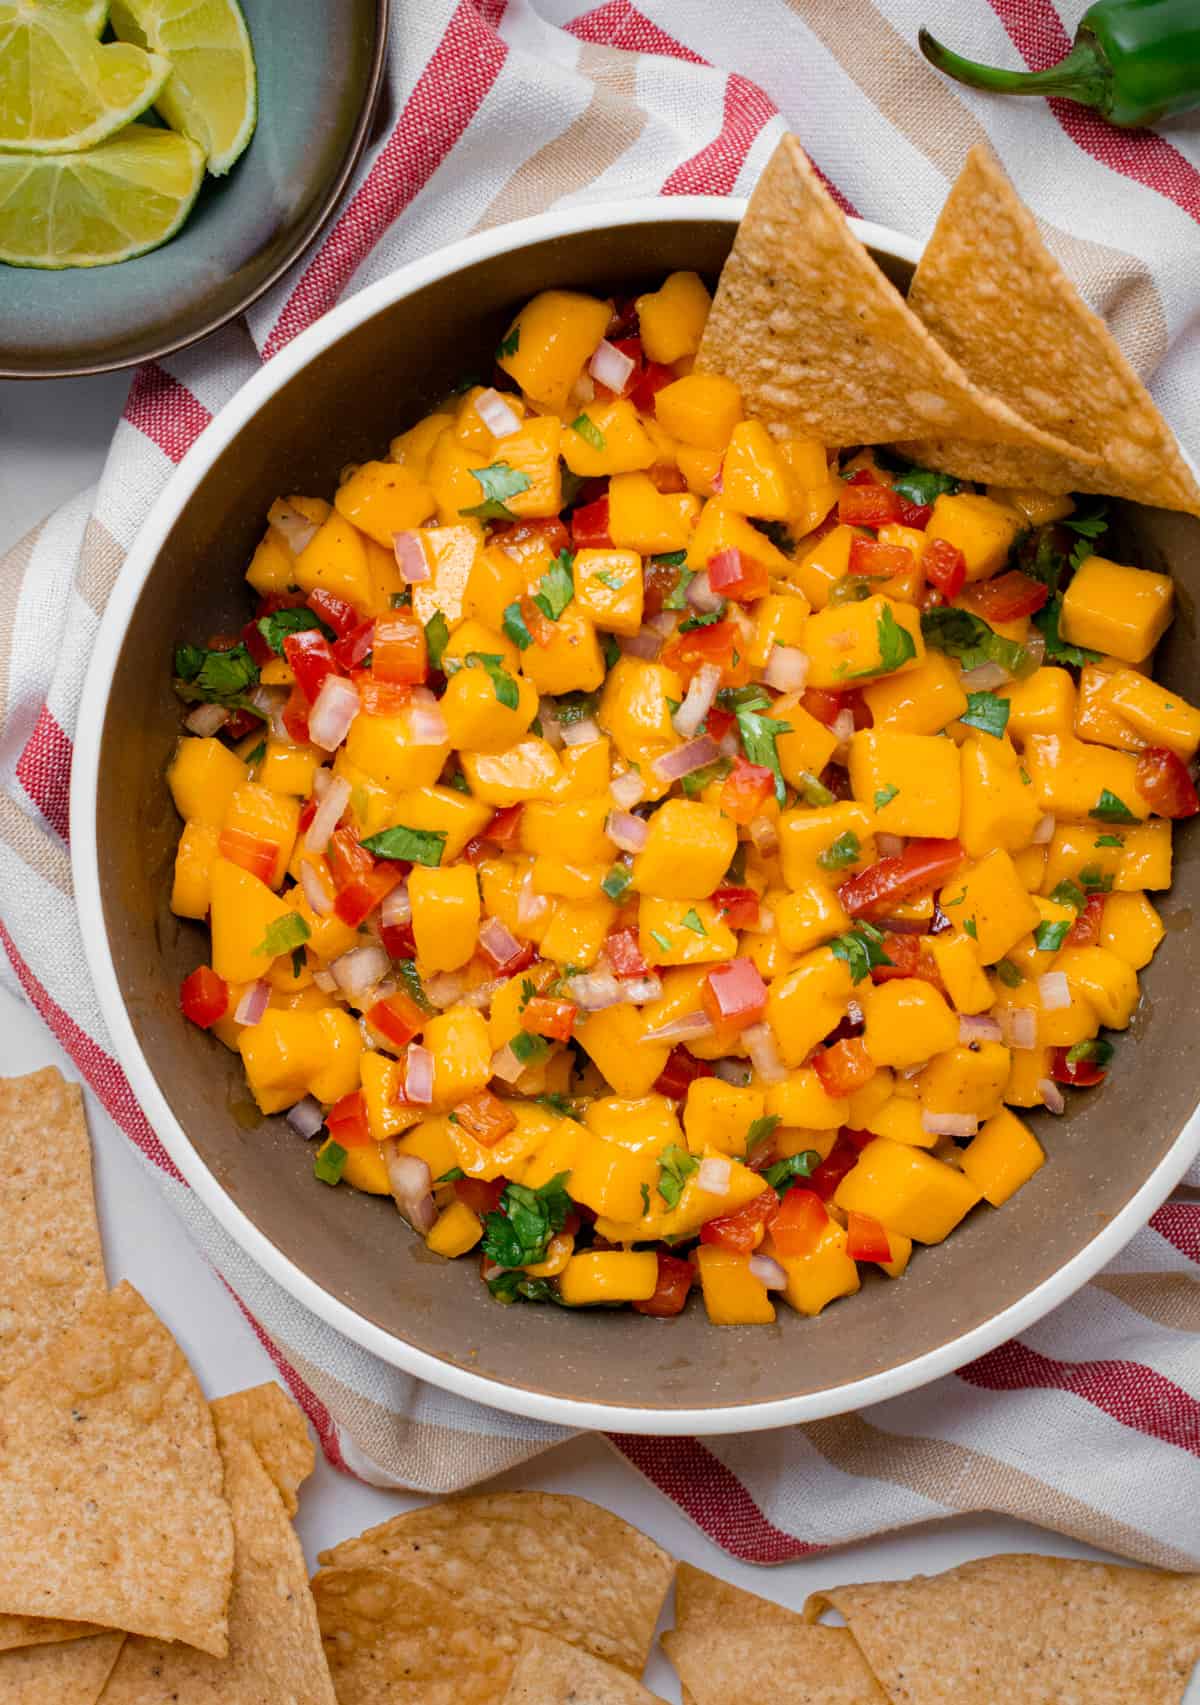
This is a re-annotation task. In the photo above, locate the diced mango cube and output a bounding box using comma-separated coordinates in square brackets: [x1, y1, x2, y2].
[960, 1108, 1044, 1206]
[1054, 944, 1139, 1029]
[940, 849, 1041, 964]
[769, 1218, 860, 1316]
[720, 420, 791, 520]
[917, 1042, 1010, 1121]
[1060, 555, 1173, 665]
[632, 799, 737, 900]
[426, 1200, 483, 1259]
[636, 271, 712, 364]
[559, 1250, 659, 1306]
[334, 460, 434, 547]
[861, 979, 959, 1069]
[171, 821, 220, 919]
[683, 1078, 765, 1157]
[655, 373, 743, 450]
[167, 737, 248, 829]
[803, 595, 924, 689]
[775, 882, 849, 954]
[765, 948, 854, 1067]
[640, 898, 737, 966]
[576, 1003, 671, 1099]
[1100, 891, 1163, 969]
[1001, 666, 1076, 744]
[863, 652, 968, 735]
[573, 548, 644, 635]
[835, 1137, 982, 1243]
[929, 931, 992, 1015]
[1023, 733, 1148, 823]
[608, 473, 700, 554]
[849, 728, 961, 839]
[520, 606, 606, 696]
[695, 1246, 775, 1325]
[777, 802, 874, 889]
[1100, 670, 1200, 761]
[561, 399, 656, 478]
[497, 290, 610, 412]
[764, 1068, 848, 1130]
[958, 733, 1043, 858]
[924, 491, 1024, 582]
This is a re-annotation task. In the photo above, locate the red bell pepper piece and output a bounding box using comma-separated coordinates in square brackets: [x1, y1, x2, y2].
[642, 555, 685, 618]
[307, 588, 360, 638]
[707, 546, 769, 602]
[223, 707, 261, 743]
[605, 927, 650, 978]
[720, 757, 774, 825]
[653, 1046, 714, 1100]
[959, 569, 1049, 623]
[380, 919, 417, 960]
[180, 965, 228, 1029]
[711, 886, 760, 930]
[354, 675, 412, 717]
[895, 497, 933, 529]
[868, 932, 943, 990]
[281, 684, 311, 744]
[327, 825, 374, 890]
[490, 517, 572, 560]
[699, 1189, 778, 1254]
[283, 629, 339, 702]
[325, 1090, 372, 1148]
[630, 360, 675, 414]
[331, 618, 375, 672]
[372, 608, 427, 685]
[649, 463, 689, 494]
[453, 1090, 518, 1148]
[922, 537, 967, 600]
[518, 593, 556, 648]
[1135, 746, 1200, 819]
[241, 618, 275, 667]
[217, 826, 278, 886]
[367, 991, 426, 1052]
[521, 995, 576, 1043]
[1050, 1046, 1107, 1088]
[456, 1176, 506, 1215]
[801, 685, 862, 728]
[848, 538, 914, 580]
[769, 1187, 828, 1257]
[846, 1210, 893, 1263]
[633, 1250, 695, 1316]
[484, 804, 525, 849]
[808, 1136, 863, 1202]
[660, 618, 749, 687]
[701, 958, 767, 1032]
[334, 864, 404, 927]
[1065, 891, 1107, 948]
[570, 495, 613, 549]
[838, 838, 965, 919]
[704, 704, 735, 743]
[812, 1036, 876, 1099]
[838, 482, 903, 528]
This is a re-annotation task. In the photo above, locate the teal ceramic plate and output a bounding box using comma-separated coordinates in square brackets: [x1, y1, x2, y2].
[0, 0, 388, 379]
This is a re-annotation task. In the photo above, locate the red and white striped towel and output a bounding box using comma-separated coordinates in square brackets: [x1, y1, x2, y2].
[3, 0, 1200, 1570]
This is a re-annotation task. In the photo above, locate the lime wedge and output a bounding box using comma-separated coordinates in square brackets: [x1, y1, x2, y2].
[41, 0, 110, 35]
[0, 4, 169, 152]
[109, 0, 256, 175]
[0, 123, 205, 267]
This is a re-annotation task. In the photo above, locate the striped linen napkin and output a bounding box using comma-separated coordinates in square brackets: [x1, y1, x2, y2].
[3, 0, 1199, 1570]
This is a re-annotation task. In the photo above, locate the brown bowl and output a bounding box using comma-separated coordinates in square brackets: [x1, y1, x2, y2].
[71, 201, 1200, 1431]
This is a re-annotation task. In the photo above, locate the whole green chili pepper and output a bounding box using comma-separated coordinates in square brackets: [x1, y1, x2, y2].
[919, 0, 1200, 128]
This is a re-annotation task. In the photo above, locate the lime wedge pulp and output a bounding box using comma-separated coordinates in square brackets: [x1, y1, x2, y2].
[109, 0, 256, 175]
[0, 3, 169, 153]
[41, 0, 110, 33]
[0, 123, 206, 267]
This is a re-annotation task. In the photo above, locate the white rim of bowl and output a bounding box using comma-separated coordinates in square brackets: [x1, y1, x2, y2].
[70, 194, 1200, 1435]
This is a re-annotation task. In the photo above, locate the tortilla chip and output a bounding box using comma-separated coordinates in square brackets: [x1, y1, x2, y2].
[904, 145, 1200, 514]
[665, 1566, 886, 1705]
[210, 1381, 314, 1518]
[97, 1387, 333, 1704]
[500, 1628, 664, 1703]
[0, 1282, 233, 1657]
[0, 1070, 105, 1386]
[312, 1565, 523, 1705]
[696, 134, 1083, 458]
[316, 1492, 674, 1675]
[890, 434, 1104, 498]
[0, 1620, 96, 1656]
[0, 1632, 124, 1703]
[805, 1553, 1200, 1703]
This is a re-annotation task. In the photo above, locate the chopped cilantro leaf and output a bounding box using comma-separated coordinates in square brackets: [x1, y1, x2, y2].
[1034, 920, 1070, 952]
[255, 912, 310, 959]
[533, 549, 576, 623]
[510, 1031, 550, 1066]
[764, 1151, 821, 1196]
[246, 740, 266, 766]
[1092, 789, 1138, 825]
[437, 1167, 465, 1182]
[890, 465, 959, 506]
[361, 824, 447, 866]
[1079, 864, 1114, 893]
[256, 606, 331, 655]
[818, 830, 860, 871]
[745, 1114, 779, 1155]
[1034, 596, 1102, 668]
[464, 651, 520, 710]
[650, 928, 672, 953]
[640, 1182, 651, 1214]
[570, 414, 606, 452]
[680, 908, 707, 936]
[831, 921, 892, 983]
[874, 783, 899, 811]
[397, 960, 433, 1013]
[495, 325, 520, 360]
[601, 866, 633, 902]
[487, 1271, 566, 1306]
[876, 606, 917, 674]
[1066, 1037, 1114, 1068]
[662, 565, 695, 610]
[801, 771, 837, 807]
[424, 610, 450, 670]
[961, 690, 1011, 739]
[995, 958, 1024, 988]
[680, 756, 732, 798]
[1049, 879, 1085, 911]
[553, 691, 598, 726]
[173, 640, 260, 704]
[657, 1144, 699, 1208]
[314, 1142, 346, 1185]
[461, 461, 532, 522]
[1094, 834, 1124, 849]
[482, 1173, 571, 1268]
[920, 607, 1029, 676]
[592, 567, 626, 591]
[963, 917, 978, 939]
[502, 601, 534, 650]
[736, 708, 789, 805]
[679, 606, 725, 632]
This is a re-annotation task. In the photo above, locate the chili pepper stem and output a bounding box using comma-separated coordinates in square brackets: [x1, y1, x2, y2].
[918, 27, 1113, 116]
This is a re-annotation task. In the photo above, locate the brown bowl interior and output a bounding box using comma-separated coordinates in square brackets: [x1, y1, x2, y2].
[94, 216, 1200, 1415]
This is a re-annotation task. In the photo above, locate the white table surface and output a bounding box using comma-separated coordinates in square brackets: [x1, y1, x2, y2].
[2, 376, 1195, 1700]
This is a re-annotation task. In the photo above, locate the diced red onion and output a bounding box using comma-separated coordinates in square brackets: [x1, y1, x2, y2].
[831, 709, 856, 748]
[184, 702, 228, 736]
[312, 766, 334, 799]
[621, 974, 663, 1005]
[673, 663, 722, 739]
[763, 644, 810, 694]
[404, 1044, 434, 1105]
[1023, 633, 1047, 672]
[308, 674, 360, 752]
[620, 626, 663, 661]
[478, 915, 522, 969]
[747, 815, 779, 858]
[408, 701, 449, 747]
[538, 703, 565, 749]
[305, 774, 352, 856]
[424, 969, 467, 1009]
[382, 882, 412, 928]
[846, 998, 865, 1026]
[490, 1043, 525, 1084]
[718, 728, 740, 760]
[474, 387, 523, 440]
[1038, 971, 1071, 1011]
[644, 1011, 714, 1045]
[385, 1149, 437, 1234]
[697, 1156, 732, 1195]
[959, 1014, 1003, 1045]
[1032, 812, 1056, 845]
[459, 976, 504, 1010]
[686, 569, 724, 615]
[647, 610, 679, 638]
[286, 1095, 325, 1139]
[565, 972, 624, 1011]
[1000, 1006, 1038, 1050]
[234, 980, 270, 1026]
[393, 530, 430, 583]
[299, 859, 334, 917]
[331, 943, 389, 999]
[517, 873, 551, 929]
[873, 913, 930, 936]
[960, 660, 1011, 692]
[739, 904, 774, 936]
[1038, 1077, 1066, 1115]
[569, 371, 596, 406]
[921, 1110, 980, 1138]
[588, 337, 636, 394]
[609, 771, 645, 810]
[561, 716, 601, 748]
[652, 735, 719, 785]
[268, 498, 318, 556]
[312, 968, 337, 993]
[876, 833, 905, 859]
[713, 1057, 753, 1087]
[606, 810, 649, 854]
[744, 1021, 787, 1084]
[748, 1252, 788, 1290]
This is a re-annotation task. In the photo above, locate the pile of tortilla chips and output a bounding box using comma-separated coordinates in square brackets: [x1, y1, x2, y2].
[697, 135, 1200, 517]
[0, 1068, 336, 1704]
